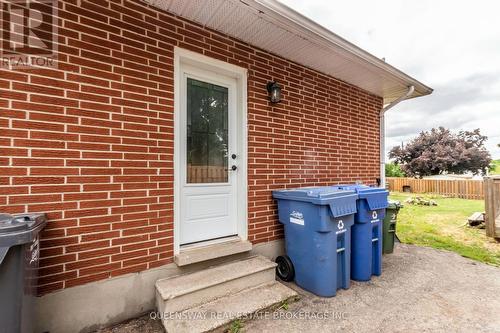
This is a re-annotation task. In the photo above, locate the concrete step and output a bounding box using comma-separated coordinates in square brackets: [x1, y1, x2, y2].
[174, 239, 252, 266]
[163, 281, 298, 333]
[155, 255, 276, 314]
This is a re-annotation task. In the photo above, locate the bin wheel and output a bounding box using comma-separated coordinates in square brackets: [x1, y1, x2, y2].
[275, 255, 294, 282]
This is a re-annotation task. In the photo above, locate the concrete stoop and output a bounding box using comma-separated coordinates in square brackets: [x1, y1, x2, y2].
[155, 255, 297, 333]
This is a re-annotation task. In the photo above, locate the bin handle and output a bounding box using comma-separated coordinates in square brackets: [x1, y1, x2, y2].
[0, 247, 8, 265]
[336, 247, 345, 253]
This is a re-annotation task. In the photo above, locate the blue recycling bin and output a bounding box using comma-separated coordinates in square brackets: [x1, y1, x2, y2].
[332, 185, 389, 281]
[273, 187, 358, 297]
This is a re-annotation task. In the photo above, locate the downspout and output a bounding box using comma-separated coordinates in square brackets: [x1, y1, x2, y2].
[380, 85, 415, 188]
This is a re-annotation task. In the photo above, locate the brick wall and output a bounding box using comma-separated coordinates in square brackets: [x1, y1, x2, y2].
[0, 0, 383, 294]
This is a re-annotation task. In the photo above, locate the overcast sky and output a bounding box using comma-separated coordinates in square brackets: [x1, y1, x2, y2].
[280, 0, 500, 159]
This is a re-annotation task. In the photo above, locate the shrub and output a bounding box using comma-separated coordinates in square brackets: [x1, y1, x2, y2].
[385, 162, 405, 177]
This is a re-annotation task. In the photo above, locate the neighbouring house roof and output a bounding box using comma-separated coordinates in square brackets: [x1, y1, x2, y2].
[144, 0, 433, 104]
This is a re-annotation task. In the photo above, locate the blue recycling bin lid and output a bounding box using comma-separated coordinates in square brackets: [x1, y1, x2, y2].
[332, 184, 389, 210]
[273, 186, 356, 201]
[273, 186, 358, 218]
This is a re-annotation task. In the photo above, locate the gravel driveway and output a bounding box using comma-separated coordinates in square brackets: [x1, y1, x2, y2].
[96, 244, 500, 333]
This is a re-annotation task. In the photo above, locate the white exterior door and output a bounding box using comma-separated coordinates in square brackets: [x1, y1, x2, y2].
[179, 64, 239, 245]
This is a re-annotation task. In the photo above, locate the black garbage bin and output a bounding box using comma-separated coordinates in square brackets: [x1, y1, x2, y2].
[0, 213, 47, 333]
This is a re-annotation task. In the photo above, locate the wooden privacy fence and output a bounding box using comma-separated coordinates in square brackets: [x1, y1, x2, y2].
[187, 165, 227, 183]
[484, 176, 500, 239]
[387, 177, 484, 200]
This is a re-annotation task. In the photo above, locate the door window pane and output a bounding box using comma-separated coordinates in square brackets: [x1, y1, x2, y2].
[187, 78, 229, 183]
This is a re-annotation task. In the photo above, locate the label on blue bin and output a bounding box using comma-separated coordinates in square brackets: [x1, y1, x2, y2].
[336, 220, 346, 234]
[371, 211, 380, 224]
[290, 211, 304, 225]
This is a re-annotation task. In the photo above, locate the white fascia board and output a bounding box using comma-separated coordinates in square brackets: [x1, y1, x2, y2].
[249, 0, 433, 98]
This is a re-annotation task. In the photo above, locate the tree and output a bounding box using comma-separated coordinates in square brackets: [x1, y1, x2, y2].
[389, 127, 492, 177]
[385, 162, 405, 177]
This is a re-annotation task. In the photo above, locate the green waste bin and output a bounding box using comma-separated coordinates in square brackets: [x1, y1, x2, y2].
[382, 200, 402, 254]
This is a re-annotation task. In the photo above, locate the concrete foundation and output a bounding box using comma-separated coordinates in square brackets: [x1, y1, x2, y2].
[35, 239, 284, 333]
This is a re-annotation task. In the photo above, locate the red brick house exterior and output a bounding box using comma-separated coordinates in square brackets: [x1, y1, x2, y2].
[0, 1, 431, 331]
[0, 0, 384, 295]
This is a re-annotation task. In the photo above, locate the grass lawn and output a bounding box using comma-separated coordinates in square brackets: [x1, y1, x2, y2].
[389, 192, 500, 266]
[491, 159, 500, 175]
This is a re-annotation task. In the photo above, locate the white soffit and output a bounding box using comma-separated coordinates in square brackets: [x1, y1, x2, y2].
[144, 0, 433, 103]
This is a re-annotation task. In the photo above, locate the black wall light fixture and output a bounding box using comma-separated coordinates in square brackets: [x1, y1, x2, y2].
[266, 81, 281, 103]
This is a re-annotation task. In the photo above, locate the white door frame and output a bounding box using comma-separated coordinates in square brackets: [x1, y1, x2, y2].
[173, 47, 248, 255]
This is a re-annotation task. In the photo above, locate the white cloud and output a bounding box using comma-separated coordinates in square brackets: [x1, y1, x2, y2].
[280, 0, 500, 158]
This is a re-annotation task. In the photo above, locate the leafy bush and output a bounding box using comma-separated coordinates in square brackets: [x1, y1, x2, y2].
[490, 160, 500, 175]
[385, 162, 405, 177]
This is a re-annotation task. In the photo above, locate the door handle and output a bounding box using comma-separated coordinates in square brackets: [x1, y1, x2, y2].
[231, 165, 237, 171]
